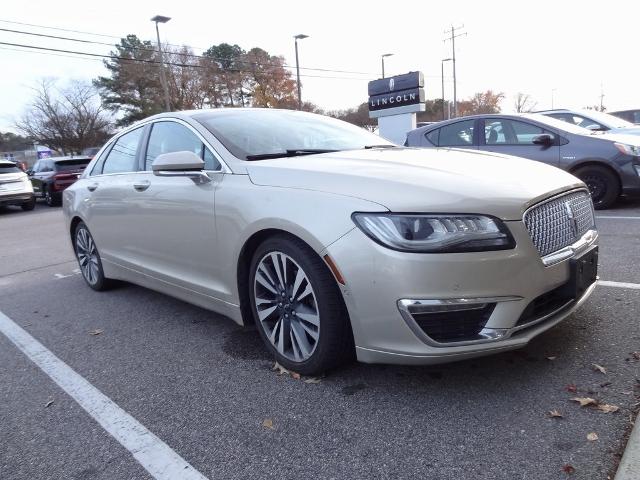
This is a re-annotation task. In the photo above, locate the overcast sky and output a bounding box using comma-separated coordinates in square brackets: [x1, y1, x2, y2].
[1, 0, 639, 132]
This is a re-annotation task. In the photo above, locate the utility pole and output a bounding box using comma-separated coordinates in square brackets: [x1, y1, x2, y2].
[599, 82, 605, 112]
[444, 25, 466, 118]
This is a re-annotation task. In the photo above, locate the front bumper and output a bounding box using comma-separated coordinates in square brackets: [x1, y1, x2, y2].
[323, 220, 598, 365]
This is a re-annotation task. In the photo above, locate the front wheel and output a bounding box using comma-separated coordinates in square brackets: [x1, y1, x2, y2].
[249, 235, 354, 375]
[74, 222, 113, 291]
[573, 165, 619, 210]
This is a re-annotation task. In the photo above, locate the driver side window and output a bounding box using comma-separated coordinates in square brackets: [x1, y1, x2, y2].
[145, 121, 221, 171]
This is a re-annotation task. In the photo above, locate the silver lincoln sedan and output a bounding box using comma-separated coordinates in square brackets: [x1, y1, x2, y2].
[63, 109, 599, 374]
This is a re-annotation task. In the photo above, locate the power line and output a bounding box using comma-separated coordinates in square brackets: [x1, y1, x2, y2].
[0, 20, 378, 76]
[0, 41, 372, 81]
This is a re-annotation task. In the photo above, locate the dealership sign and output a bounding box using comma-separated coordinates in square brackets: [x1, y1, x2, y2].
[368, 72, 425, 114]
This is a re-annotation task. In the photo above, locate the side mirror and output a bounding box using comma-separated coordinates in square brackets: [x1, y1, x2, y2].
[152, 151, 210, 184]
[532, 134, 554, 146]
[26, 169, 34, 176]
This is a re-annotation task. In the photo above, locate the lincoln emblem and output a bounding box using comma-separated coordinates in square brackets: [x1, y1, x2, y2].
[565, 202, 578, 236]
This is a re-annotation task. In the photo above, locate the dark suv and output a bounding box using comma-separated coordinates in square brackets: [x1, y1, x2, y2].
[28, 156, 91, 206]
[405, 113, 640, 209]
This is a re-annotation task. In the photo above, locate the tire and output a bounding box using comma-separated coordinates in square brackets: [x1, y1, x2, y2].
[44, 186, 58, 207]
[21, 197, 36, 211]
[573, 165, 619, 210]
[248, 235, 354, 375]
[73, 222, 114, 291]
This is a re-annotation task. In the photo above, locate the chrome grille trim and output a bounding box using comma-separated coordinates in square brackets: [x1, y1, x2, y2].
[524, 189, 595, 259]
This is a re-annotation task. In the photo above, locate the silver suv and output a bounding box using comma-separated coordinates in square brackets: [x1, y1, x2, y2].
[0, 160, 35, 211]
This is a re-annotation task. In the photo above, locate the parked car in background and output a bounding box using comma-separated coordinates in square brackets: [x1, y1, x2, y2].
[64, 109, 598, 374]
[538, 109, 640, 135]
[28, 156, 91, 206]
[405, 113, 640, 209]
[0, 160, 35, 210]
[81, 147, 101, 158]
[610, 109, 640, 125]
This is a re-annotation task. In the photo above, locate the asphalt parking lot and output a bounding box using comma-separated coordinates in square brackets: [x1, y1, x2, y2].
[1, 201, 639, 480]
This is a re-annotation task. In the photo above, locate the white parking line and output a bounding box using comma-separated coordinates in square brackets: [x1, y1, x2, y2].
[0, 310, 209, 480]
[595, 216, 640, 220]
[599, 280, 640, 290]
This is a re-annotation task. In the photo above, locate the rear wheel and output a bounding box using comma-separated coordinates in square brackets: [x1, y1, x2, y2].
[21, 197, 35, 211]
[573, 165, 619, 210]
[74, 222, 113, 291]
[249, 235, 354, 375]
[44, 186, 57, 207]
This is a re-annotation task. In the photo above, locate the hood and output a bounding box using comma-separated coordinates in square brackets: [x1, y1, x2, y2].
[594, 131, 640, 144]
[246, 147, 584, 220]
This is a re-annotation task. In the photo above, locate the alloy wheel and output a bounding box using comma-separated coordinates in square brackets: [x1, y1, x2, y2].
[583, 174, 606, 203]
[75, 227, 100, 285]
[253, 251, 320, 362]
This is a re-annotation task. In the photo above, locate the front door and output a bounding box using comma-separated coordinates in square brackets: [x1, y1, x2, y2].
[478, 118, 560, 167]
[120, 120, 224, 297]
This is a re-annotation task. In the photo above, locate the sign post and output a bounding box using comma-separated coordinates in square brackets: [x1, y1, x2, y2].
[368, 71, 425, 144]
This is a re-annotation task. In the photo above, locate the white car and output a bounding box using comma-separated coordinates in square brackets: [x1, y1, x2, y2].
[0, 160, 35, 211]
[63, 109, 598, 374]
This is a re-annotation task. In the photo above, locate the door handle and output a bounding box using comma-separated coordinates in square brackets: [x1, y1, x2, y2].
[133, 180, 150, 192]
[87, 183, 98, 192]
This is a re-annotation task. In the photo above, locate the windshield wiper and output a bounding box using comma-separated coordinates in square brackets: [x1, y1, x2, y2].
[364, 144, 397, 149]
[245, 149, 340, 160]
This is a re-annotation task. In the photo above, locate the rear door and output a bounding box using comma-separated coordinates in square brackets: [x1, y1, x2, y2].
[478, 117, 560, 167]
[83, 126, 146, 265]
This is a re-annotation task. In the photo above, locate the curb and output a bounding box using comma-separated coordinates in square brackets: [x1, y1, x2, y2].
[615, 411, 640, 480]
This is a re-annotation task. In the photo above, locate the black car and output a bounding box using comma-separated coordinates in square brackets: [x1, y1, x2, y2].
[28, 156, 91, 206]
[405, 113, 640, 209]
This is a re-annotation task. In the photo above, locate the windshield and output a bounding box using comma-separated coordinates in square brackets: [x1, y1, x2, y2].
[54, 159, 90, 172]
[576, 110, 635, 129]
[524, 114, 594, 135]
[0, 163, 21, 174]
[193, 109, 391, 160]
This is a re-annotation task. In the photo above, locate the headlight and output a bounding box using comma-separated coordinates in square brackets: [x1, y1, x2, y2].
[352, 213, 515, 253]
[614, 142, 640, 156]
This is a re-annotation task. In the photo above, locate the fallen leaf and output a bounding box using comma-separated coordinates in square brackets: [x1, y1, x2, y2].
[271, 362, 301, 380]
[632, 352, 640, 361]
[88, 329, 103, 336]
[566, 384, 578, 393]
[562, 464, 575, 474]
[304, 377, 322, 384]
[548, 409, 563, 418]
[587, 432, 598, 441]
[547, 356, 557, 361]
[600, 382, 612, 388]
[592, 363, 607, 374]
[572, 397, 597, 407]
[597, 404, 619, 414]
[45, 400, 54, 408]
[262, 419, 274, 430]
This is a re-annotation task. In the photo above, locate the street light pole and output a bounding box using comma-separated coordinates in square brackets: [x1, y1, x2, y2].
[294, 34, 309, 110]
[381, 53, 393, 78]
[441, 58, 452, 120]
[151, 15, 172, 112]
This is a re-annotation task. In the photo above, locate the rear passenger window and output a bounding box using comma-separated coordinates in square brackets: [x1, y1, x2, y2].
[102, 128, 143, 174]
[145, 121, 221, 171]
[435, 120, 475, 147]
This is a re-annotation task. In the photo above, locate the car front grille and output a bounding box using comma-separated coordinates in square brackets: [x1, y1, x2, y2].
[523, 190, 595, 257]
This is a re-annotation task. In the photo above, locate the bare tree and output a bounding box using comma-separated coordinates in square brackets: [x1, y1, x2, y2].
[17, 79, 112, 154]
[514, 92, 537, 113]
